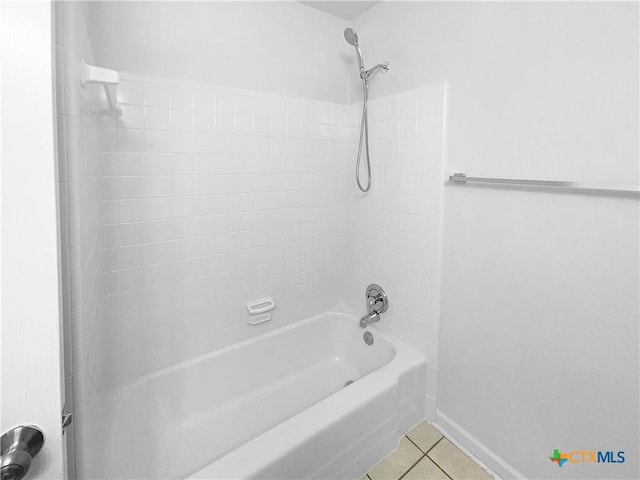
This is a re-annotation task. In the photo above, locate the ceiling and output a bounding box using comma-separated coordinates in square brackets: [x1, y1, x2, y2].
[299, 1, 381, 21]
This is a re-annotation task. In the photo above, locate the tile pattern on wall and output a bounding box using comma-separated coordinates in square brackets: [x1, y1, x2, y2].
[95, 72, 354, 384]
[347, 85, 447, 419]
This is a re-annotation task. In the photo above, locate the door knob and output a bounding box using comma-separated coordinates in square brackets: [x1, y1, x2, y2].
[0, 426, 44, 480]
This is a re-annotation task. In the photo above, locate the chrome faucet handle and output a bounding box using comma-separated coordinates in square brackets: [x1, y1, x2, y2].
[365, 284, 388, 314]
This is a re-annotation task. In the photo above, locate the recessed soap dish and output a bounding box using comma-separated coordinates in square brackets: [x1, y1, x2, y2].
[246, 297, 276, 325]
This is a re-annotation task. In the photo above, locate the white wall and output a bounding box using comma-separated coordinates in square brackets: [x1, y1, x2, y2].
[439, 188, 639, 480]
[355, 2, 639, 479]
[353, 1, 638, 184]
[85, 1, 352, 103]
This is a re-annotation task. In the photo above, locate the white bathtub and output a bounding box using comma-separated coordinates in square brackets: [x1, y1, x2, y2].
[104, 311, 426, 479]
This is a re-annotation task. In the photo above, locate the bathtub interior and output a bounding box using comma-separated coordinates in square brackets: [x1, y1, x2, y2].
[100, 313, 403, 479]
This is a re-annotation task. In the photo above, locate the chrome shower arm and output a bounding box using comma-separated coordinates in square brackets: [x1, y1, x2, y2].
[361, 62, 390, 80]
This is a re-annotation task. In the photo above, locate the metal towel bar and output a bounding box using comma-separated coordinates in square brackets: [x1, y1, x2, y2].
[448, 173, 640, 196]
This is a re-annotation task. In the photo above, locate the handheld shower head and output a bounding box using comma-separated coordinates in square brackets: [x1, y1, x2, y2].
[343, 28, 359, 46]
[344, 27, 391, 193]
[343, 28, 365, 71]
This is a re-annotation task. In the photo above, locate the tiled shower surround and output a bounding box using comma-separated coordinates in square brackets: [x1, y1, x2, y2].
[347, 86, 447, 418]
[99, 73, 355, 383]
[60, 49, 446, 478]
[92, 75, 446, 388]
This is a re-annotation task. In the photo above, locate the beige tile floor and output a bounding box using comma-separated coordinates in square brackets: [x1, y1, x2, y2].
[361, 422, 494, 480]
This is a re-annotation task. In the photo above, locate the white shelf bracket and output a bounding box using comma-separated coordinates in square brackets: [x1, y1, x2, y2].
[80, 59, 120, 113]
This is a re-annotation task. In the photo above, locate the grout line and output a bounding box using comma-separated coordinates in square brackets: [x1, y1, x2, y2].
[425, 436, 445, 455]
[426, 438, 454, 480]
[431, 459, 454, 480]
[396, 436, 455, 480]
[397, 452, 426, 480]
[404, 435, 425, 454]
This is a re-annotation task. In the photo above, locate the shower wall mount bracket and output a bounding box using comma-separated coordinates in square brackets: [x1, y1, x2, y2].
[80, 58, 121, 113]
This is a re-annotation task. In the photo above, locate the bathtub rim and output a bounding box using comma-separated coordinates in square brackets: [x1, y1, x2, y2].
[120, 309, 396, 390]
